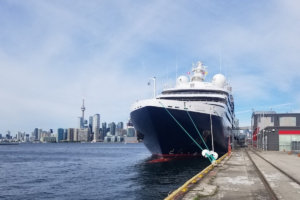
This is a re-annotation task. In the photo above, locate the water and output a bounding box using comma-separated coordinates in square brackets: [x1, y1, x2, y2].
[0, 143, 210, 200]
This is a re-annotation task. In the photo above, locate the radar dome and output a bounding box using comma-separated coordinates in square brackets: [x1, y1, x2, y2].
[176, 75, 189, 86]
[212, 74, 226, 88]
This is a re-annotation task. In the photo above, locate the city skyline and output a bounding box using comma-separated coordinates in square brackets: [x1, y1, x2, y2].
[0, 118, 135, 143]
[1, 1, 300, 134]
[0, 98, 127, 136]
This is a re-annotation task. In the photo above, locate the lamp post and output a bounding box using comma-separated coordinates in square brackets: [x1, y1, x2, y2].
[149, 77, 156, 98]
[262, 129, 265, 151]
[210, 107, 214, 152]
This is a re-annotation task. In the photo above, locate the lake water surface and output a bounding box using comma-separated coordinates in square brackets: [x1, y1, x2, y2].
[0, 143, 210, 200]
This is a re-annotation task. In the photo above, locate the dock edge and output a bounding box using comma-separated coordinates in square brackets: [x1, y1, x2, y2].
[164, 153, 230, 200]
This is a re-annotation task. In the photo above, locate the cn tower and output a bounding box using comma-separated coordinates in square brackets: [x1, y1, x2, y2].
[81, 99, 85, 121]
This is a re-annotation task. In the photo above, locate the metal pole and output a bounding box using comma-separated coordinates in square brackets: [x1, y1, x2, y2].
[151, 77, 156, 98]
[210, 107, 214, 151]
[263, 130, 264, 151]
[154, 77, 156, 98]
[262, 112, 264, 151]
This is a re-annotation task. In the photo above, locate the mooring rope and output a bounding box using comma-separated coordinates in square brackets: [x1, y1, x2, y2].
[185, 110, 210, 151]
[159, 102, 216, 163]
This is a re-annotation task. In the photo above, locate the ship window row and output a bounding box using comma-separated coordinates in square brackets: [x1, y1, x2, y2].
[162, 90, 228, 96]
[226, 100, 234, 115]
[209, 103, 225, 109]
[158, 96, 227, 103]
[226, 112, 232, 124]
[210, 103, 233, 121]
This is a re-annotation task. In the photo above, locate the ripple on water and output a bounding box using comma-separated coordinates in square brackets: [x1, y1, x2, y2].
[0, 143, 209, 200]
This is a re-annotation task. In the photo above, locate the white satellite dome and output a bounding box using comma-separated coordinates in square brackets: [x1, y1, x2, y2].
[176, 75, 189, 87]
[212, 74, 226, 88]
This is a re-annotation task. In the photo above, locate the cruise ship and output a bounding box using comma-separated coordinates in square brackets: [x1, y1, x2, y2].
[130, 61, 236, 157]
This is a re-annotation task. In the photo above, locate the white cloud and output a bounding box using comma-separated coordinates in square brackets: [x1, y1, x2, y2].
[1, 0, 300, 133]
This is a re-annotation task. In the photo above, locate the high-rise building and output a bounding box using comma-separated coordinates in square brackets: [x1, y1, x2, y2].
[67, 128, 75, 142]
[89, 116, 93, 129]
[57, 128, 64, 142]
[40, 131, 51, 142]
[17, 132, 25, 141]
[102, 122, 107, 139]
[74, 129, 79, 142]
[38, 129, 42, 140]
[64, 129, 68, 140]
[117, 122, 124, 130]
[78, 128, 89, 142]
[25, 134, 30, 142]
[33, 128, 38, 141]
[116, 122, 124, 136]
[6, 131, 12, 139]
[109, 122, 116, 135]
[127, 127, 136, 137]
[124, 119, 138, 143]
[93, 114, 100, 142]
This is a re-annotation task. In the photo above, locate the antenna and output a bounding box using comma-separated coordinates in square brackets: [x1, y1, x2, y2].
[219, 48, 222, 73]
[166, 65, 169, 89]
[166, 66, 168, 80]
[175, 57, 178, 80]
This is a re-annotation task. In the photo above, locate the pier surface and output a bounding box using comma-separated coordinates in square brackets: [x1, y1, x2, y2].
[180, 149, 300, 200]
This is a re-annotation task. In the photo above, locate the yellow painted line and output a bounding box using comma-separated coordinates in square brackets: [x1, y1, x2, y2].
[164, 153, 229, 200]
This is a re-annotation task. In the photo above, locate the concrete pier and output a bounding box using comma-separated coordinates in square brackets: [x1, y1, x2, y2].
[253, 150, 300, 182]
[179, 149, 300, 200]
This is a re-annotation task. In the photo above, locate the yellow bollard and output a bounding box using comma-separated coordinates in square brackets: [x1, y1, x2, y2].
[182, 188, 187, 192]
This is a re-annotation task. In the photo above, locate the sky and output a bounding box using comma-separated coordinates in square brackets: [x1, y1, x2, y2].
[1, 0, 300, 134]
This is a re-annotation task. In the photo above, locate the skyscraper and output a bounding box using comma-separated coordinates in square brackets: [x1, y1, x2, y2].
[17, 132, 24, 142]
[116, 122, 124, 135]
[125, 120, 138, 143]
[33, 128, 38, 141]
[109, 122, 116, 135]
[57, 128, 64, 142]
[38, 129, 42, 140]
[102, 122, 107, 140]
[92, 114, 100, 142]
[127, 127, 136, 137]
[78, 128, 89, 142]
[74, 129, 79, 142]
[64, 129, 68, 140]
[89, 116, 93, 129]
[67, 128, 75, 142]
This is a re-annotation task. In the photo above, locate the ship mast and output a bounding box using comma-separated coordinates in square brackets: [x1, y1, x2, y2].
[191, 61, 207, 82]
